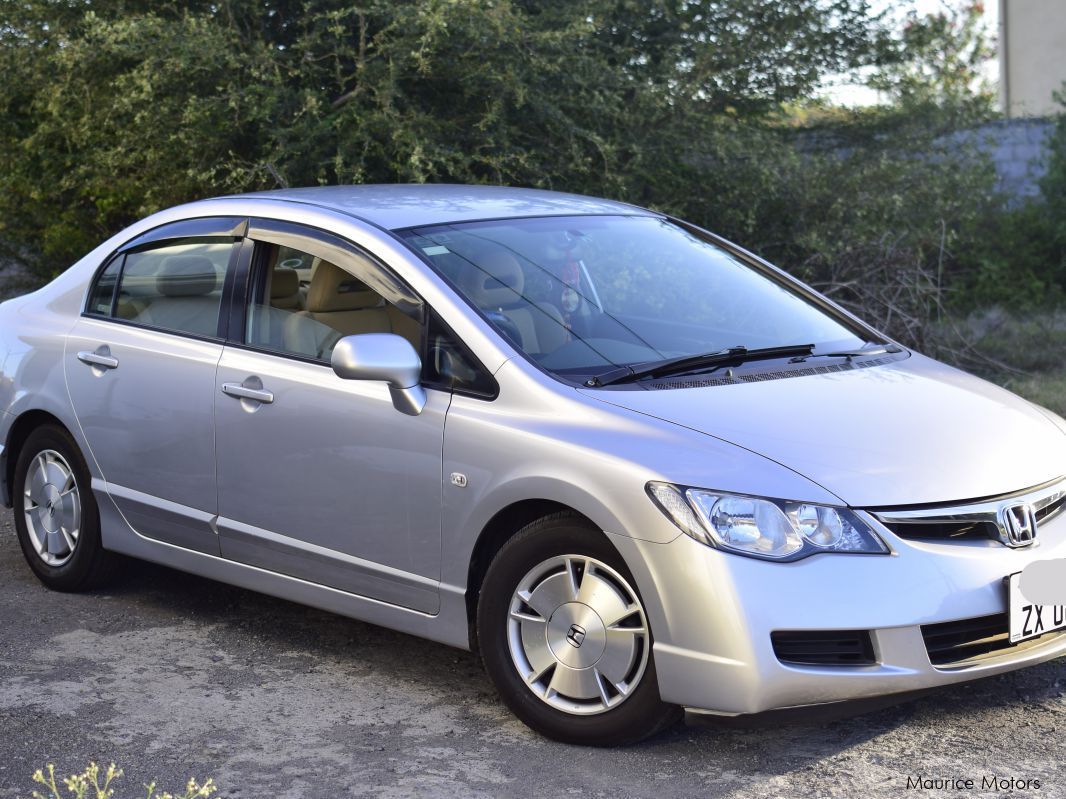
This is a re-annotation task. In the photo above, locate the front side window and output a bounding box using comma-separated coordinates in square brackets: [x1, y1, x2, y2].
[399, 216, 872, 384]
[87, 238, 235, 338]
[243, 239, 494, 396]
[244, 241, 423, 362]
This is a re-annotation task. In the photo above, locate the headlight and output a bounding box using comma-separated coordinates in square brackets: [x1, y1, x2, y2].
[647, 482, 889, 561]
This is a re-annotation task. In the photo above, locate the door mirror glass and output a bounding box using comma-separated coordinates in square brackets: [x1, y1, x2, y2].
[331, 333, 427, 416]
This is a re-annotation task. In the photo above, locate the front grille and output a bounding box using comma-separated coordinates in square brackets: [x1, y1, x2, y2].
[771, 630, 876, 666]
[1036, 494, 1066, 525]
[922, 613, 1009, 664]
[873, 479, 1066, 545]
[922, 613, 1066, 666]
[881, 519, 999, 541]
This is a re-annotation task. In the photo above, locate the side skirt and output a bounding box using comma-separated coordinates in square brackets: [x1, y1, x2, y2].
[94, 485, 472, 651]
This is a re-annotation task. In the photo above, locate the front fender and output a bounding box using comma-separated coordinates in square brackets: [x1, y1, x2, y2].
[439, 360, 840, 592]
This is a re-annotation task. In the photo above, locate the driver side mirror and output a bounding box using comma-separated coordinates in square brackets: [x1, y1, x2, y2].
[331, 333, 427, 416]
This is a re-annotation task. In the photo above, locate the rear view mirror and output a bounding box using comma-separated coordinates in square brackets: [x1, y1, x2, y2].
[331, 333, 427, 416]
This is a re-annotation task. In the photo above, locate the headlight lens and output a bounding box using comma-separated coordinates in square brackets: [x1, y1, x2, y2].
[647, 482, 888, 561]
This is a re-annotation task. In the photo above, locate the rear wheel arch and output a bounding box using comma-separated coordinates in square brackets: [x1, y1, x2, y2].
[3, 410, 72, 509]
[10, 420, 123, 590]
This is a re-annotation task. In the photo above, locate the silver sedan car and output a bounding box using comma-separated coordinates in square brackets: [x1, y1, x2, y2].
[2, 185, 1064, 745]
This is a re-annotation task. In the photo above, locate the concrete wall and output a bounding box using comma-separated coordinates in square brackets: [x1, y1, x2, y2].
[966, 116, 1055, 198]
[1000, 0, 1066, 118]
[799, 117, 1056, 202]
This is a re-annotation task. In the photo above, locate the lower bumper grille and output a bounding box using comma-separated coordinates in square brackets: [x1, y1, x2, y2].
[922, 612, 1066, 666]
[771, 630, 876, 666]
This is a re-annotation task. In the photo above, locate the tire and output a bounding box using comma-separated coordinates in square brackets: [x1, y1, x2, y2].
[12, 424, 122, 591]
[477, 512, 682, 746]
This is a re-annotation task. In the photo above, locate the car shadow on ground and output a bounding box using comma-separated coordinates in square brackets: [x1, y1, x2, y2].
[96, 555, 1063, 759]
[3, 521, 1063, 797]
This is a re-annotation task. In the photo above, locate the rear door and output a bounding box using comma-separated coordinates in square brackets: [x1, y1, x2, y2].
[65, 217, 247, 554]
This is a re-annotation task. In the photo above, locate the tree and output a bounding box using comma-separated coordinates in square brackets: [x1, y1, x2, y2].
[866, 0, 996, 121]
[0, 0, 890, 275]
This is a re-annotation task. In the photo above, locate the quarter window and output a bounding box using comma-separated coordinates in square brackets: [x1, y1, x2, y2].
[86, 257, 121, 316]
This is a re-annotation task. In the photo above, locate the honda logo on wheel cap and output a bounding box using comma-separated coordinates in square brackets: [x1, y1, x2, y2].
[565, 624, 586, 648]
[998, 503, 1038, 548]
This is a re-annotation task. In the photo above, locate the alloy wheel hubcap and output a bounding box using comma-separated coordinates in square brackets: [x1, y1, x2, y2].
[23, 449, 81, 567]
[507, 554, 649, 716]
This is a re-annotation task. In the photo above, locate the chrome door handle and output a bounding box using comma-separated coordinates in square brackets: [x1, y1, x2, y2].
[77, 350, 119, 369]
[221, 383, 274, 404]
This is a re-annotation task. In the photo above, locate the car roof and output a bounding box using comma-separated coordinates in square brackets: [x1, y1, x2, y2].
[217, 184, 656, 231]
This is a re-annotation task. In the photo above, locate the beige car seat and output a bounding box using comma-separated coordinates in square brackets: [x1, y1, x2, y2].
[284, 260, 394, 357]
[135, 255, 221, 337]
[270, 267, 302, 310]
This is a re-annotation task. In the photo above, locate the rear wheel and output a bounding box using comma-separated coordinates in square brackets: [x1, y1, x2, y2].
[13, 424, 122, 591]
[477, 512, 681, 745]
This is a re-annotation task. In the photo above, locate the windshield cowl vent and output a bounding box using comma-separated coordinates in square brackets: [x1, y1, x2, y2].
[646, 353, 901, 390]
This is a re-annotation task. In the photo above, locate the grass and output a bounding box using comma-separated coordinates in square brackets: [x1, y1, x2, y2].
[931, 308, 1066, 417]
[993, 370, 1066, 416]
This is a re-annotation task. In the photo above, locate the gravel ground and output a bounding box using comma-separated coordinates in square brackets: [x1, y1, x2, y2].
[0, 508, 1063, 798]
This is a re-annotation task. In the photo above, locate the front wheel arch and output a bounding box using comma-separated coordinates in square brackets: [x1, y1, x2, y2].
[466, 500, 608, 652]
[475, 511, 681, 744]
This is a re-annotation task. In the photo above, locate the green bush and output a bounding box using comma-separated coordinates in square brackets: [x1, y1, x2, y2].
[1, 0, 1062, 358]
[0, 0, 890, 278]
[952, 101, 1066, 312]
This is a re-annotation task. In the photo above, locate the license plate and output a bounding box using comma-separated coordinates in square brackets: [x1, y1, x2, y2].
[1008, 572, 1066, 643]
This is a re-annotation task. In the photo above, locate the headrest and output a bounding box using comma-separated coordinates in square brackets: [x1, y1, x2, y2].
[459, 250, 525, 308]
[271, 267, 300, 299]
[305, 261, 383, 313]
[156, 256, 218, 297]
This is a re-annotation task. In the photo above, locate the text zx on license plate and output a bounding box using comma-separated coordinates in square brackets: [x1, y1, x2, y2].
[1008, 571, 1066, 644]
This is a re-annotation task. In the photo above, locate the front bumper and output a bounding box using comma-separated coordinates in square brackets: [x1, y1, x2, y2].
[607, 508, 1066, 715]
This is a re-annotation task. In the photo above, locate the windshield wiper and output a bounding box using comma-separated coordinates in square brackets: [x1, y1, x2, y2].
[587, 344, 816, 387]
[789, 343, 903, 362]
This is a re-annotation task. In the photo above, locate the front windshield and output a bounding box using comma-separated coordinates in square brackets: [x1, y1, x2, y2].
[399, 215, 870, 382]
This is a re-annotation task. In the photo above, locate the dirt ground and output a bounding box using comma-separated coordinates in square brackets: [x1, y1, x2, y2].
[0, 507, 1063, 799]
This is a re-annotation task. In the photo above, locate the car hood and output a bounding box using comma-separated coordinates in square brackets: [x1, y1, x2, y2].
[580, 354, 1066, 508]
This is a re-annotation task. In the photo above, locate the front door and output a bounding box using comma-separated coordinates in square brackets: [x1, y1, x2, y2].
[213, 226, 447, 613]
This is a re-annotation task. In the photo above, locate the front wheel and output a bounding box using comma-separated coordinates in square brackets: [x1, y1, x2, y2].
[477, 513, 681, 745]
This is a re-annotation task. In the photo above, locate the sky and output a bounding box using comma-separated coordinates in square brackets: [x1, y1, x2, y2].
[820, 0, 1000, 106]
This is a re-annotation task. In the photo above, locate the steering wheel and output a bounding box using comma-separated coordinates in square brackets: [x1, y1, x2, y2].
[485, 310, 524, 351]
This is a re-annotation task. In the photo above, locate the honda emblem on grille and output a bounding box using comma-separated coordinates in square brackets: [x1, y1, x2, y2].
[998, 503, 1038, 548]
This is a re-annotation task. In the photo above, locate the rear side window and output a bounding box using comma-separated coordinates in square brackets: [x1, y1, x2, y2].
[86, 257, 122, 316]
[87, 239, 236, 338]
